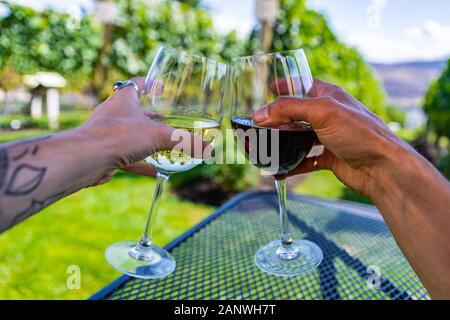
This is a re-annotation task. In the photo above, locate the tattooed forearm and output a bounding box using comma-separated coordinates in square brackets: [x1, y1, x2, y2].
[1, 130, 110, 233]
[1, 137, 48, 197]
[0, 135, 54, 231]
[0, 135, 50, 190]
[1, 190, 67, 233]
[5, 164, 47, 196]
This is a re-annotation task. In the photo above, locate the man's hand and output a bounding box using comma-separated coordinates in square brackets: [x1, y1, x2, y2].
[253, 79, 412, 199]
[254, 79, 450, 299]
[79, 77, 210, 185]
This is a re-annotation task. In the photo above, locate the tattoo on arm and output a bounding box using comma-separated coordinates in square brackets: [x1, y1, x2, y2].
[2, 136, 48, 197]
[11, 147, 30, 161]
[31, 145, 39, 155]
[5, 164, 47, 196]
[0, 135, 65, 232]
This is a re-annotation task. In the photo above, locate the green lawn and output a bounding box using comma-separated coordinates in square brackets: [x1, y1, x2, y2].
[0, 172, 214, 299]
[0, 129, 53, 143]
[294, 171, 372, 204]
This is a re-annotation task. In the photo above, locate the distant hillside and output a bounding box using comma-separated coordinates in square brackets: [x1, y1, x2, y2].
[371, 60, 447, 109]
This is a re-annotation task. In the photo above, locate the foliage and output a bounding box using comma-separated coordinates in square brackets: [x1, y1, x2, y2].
[423, 58, 450, 140]
[385, 105, 407, 126]
[217, 31, 246, 63]
[0, 111, 89, 130]
[108, 0, 243, 79]
[438, 155, 450, 180]
[0, 2, 102, 88]
[0, 66, 22, 91]
[0, 129, 52, 142]
[0, 0, 246, 95]
[76, 0, 244, 97]
[247, 0, 387, 119]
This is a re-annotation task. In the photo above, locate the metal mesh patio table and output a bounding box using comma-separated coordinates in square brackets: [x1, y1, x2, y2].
[90, 191, 430, 300]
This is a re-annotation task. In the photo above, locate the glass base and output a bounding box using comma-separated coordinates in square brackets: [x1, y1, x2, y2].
[106, 241, 176, 279]
[254, 239, 323, 276]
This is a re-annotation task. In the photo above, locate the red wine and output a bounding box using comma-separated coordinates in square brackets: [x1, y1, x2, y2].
[231, 116, 316, 176]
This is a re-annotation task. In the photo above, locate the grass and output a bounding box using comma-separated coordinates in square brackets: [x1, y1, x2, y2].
[0, 129, 53, 143]
[0, 172, 214, 299]
[294, 171, 372, 204]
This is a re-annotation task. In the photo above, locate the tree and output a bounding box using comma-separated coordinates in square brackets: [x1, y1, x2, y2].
[92, 0, 244, 97]
[217, 31, 246, 63]
[0, 2, 102, 89]
[423, 58, 450, 144]
[109, 0, 231, 77]
[247, 0, 387, 119]
[0, 0, 244, 97]
[423, 59, 450, 178]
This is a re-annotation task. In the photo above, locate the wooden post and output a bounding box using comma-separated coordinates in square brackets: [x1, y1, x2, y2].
[261, 20, 274, 53]
[46, 88, 60, 130]
[255, 0, 279, 53]
[30, 92, 43, 119]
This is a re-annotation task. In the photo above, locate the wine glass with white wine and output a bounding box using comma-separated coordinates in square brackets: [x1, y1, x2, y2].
[106, 46, 227, 279]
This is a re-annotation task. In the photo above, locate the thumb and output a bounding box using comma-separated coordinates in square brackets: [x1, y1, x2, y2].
[253, 96, 339, 130]
[150, 121, 214, 160]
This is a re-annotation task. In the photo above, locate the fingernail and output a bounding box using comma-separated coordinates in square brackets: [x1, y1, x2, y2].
[253, 106, 269, 123]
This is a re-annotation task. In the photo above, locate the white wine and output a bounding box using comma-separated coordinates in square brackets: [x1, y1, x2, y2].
[145, 115, 220, 174]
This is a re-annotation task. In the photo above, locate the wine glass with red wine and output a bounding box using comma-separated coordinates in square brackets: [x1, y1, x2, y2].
[229, 49, 323, 276]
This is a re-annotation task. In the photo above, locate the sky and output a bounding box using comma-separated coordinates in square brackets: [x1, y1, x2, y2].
[3, 0, 450, 64]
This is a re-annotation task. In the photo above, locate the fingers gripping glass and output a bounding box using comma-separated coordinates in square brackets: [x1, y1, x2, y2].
[229, 49, 323, 276]
[106, 46, 226, 279]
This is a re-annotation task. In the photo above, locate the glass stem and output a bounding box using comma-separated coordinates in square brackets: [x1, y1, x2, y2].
[139, 172, 170, 247]
[274, 177, 300, 260]
[275, 177, 292, 247]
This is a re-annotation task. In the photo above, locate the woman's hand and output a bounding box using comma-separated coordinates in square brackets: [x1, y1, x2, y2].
[253, 79, 413, 199]
[80, 77, 210, 185]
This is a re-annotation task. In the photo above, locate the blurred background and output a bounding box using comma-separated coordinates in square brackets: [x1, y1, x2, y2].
[0, 0, 449, 299]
